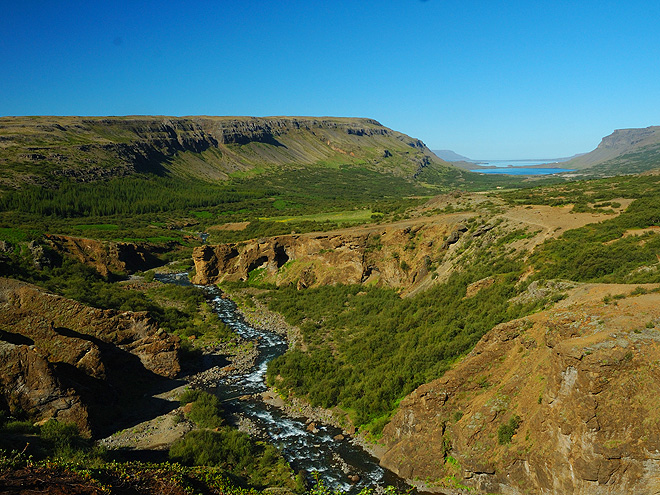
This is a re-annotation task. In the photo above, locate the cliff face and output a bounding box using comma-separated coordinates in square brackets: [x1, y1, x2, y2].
[380, 284, 660, 495]
[565, 126, 660, 173]
[0, 341, 89, 432]
[191, 215, 470, 291]
[45, 234, 166, 276]
[0, 116, 451, 186]
[0, 278, 181, 435]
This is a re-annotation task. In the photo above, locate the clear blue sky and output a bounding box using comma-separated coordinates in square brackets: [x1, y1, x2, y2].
[2, 1, 659, 159]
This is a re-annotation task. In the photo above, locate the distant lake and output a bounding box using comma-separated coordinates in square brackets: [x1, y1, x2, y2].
[470, 159, 575, 175]
[471, 167, 575, 175]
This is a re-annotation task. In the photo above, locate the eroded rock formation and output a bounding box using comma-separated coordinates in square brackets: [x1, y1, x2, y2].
[0, 278, 181, 435]
[45, 235, 165, 276]
[191, 217, 469, 291]
[380, 284, 660, 495]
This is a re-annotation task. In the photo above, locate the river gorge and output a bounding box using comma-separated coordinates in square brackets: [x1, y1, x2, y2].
[156, 273, 413, 494]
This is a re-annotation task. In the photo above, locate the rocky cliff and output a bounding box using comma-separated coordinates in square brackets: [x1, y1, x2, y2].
[0, 278, 181, 435]
[191, 214, 472, 291]
[0, 116, 452, 186]
[565, 126, 660, 174]
[45, 234, 166, 276]
[380, 283, 660, 495]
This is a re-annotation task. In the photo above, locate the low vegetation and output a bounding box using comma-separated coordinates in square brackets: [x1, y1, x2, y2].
[0, 415, 98, 462]
[170, 390, 298, 490]
[262, 244, 551, 435]
[497, 415, 521, 445]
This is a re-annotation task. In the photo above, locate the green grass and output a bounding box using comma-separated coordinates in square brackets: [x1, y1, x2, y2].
[0, 227, 37, 243]
[190, 210, 214, 219]
[74, 224, 119, 230]
[259, 209, 373, 224]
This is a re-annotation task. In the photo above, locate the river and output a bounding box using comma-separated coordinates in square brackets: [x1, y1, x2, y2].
[156, 273, 413, 494]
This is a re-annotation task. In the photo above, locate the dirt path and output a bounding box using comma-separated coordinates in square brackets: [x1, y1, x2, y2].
[500, 204, 622, 247]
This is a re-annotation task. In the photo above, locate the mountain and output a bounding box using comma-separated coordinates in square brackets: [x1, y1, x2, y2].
[0, 116, 456, 187]
[432, 149, 474, 162]
[565, 126, 660, 175]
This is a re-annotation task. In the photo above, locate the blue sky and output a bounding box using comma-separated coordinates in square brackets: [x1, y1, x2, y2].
[1, 1, 659, 159]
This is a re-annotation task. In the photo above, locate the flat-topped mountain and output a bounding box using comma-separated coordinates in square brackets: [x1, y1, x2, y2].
[431, 149, 474, 162]
[566, 126, 660, 175]
[0, 115, 455, 187]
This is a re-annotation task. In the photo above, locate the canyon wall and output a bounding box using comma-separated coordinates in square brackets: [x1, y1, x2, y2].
[191, 215, 471, 292]
[0, 278, 181, 435]
[380, 284, 660, 495]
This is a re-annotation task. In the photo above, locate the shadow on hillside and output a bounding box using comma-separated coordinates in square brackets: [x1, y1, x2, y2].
[52, 326, 186, 439]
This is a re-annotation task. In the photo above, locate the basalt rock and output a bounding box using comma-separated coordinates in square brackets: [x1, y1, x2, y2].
[191, 218, 463, 292]
[0, 341, 90, 434]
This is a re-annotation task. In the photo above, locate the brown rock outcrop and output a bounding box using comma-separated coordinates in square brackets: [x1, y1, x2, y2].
[0, 278, 181, 435]
[191, 216, 468, 292]
[46, 235, 164, 276]
[380, 285, 660, 494]
[0, 341, 89, 433]
[192, 233, 367, 287]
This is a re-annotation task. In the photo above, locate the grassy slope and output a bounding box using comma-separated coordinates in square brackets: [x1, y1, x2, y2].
[257, 174, 660, 435]
[0, 115, 454, 185]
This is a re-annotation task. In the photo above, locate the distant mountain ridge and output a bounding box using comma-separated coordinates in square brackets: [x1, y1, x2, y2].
[565, 126, 660, 175]
[0, 116, 457, 188]
[432, 149, 583, 165]
[432, 149, 475, 162]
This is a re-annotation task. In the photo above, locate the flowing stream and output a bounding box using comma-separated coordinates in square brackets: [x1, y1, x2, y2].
[157, 273, 412, 493]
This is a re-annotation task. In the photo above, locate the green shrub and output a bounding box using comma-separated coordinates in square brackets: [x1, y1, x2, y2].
[497, 415, 521, 445]
[182, 391, 224, 429]
[40, 420, 90, 458]
[2, 420, 38, 435]
[179, 389, 203, 406]
[169, 428, 295, 489]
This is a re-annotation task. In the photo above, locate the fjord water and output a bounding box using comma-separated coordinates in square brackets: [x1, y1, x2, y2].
[157, 273, 411, 493]
[469, 159, 575, 175]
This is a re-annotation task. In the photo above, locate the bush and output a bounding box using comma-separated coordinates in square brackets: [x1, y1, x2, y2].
[498, 415, 521, 445]
[180, 390, 224, 429]
[179, 388, 203, 406]
[170, 429, 236, 466]
[169, 428, 295, 489]
[40, 420, 91, 458]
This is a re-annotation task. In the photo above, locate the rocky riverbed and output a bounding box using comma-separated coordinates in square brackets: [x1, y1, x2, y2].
[99, 335, 257, 451]
[100, 281, 402, 492]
